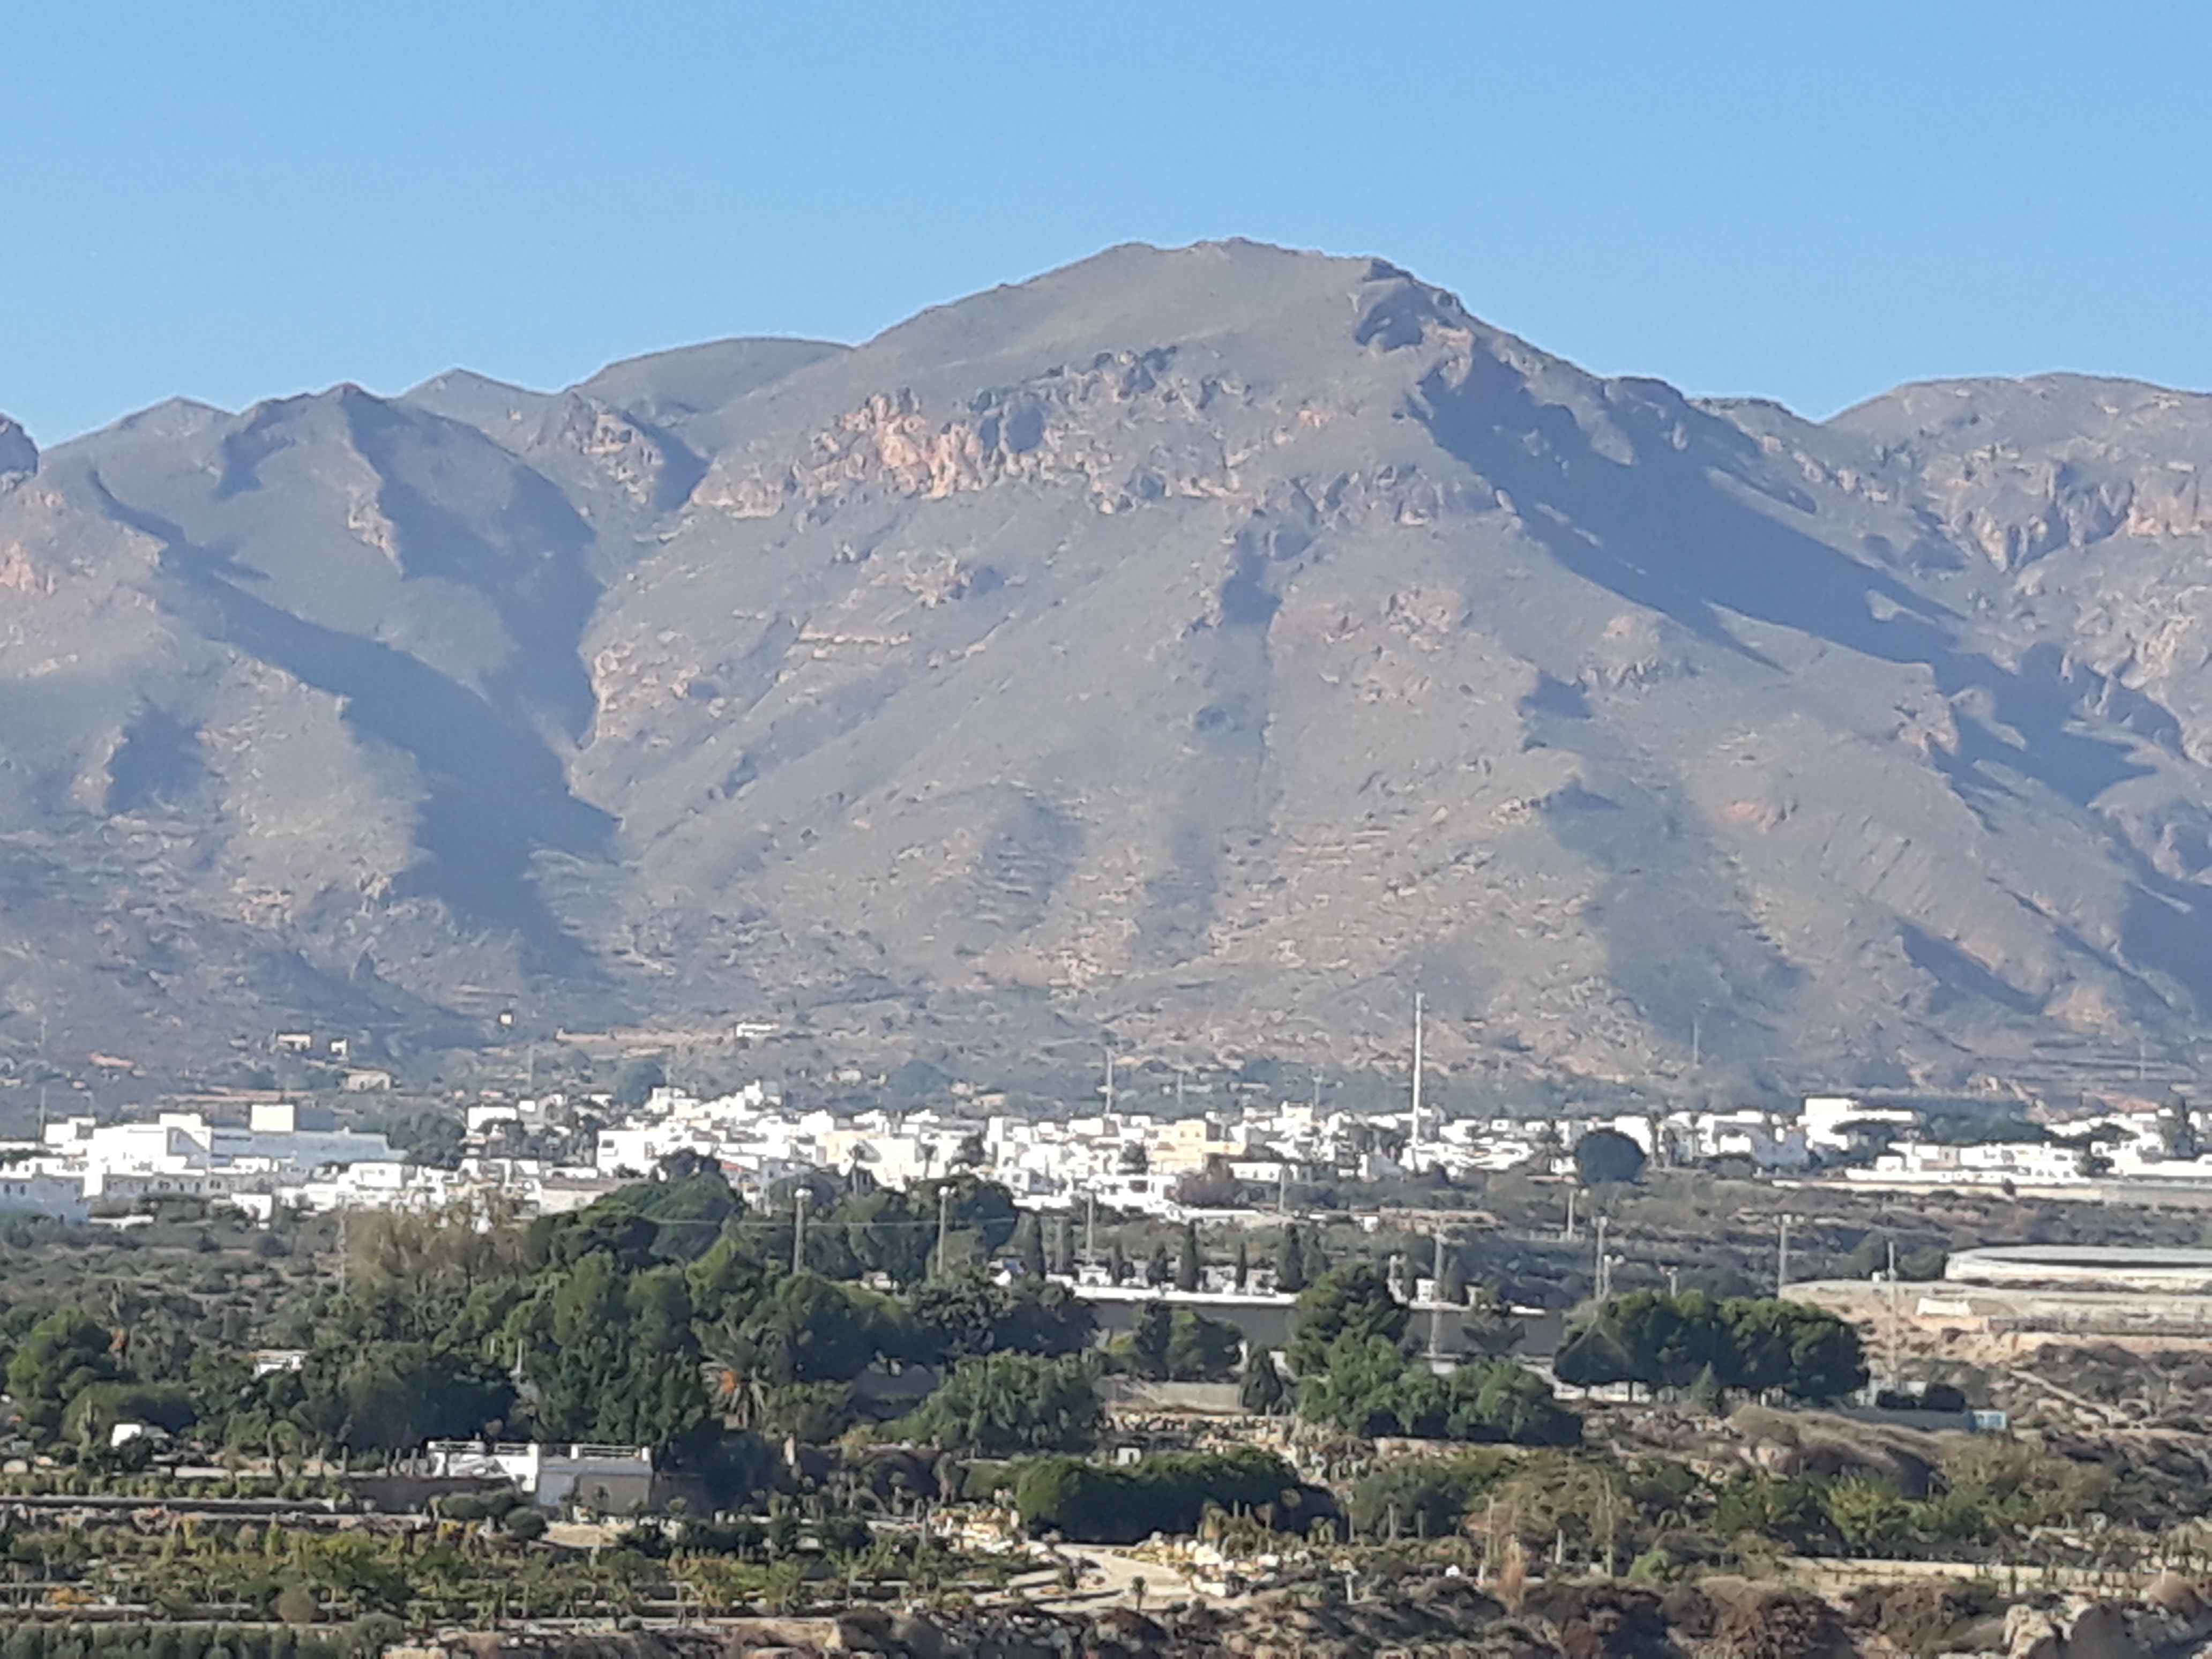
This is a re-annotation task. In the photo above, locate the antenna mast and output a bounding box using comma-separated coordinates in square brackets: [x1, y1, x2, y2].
[1410, 992, 1425, 1166]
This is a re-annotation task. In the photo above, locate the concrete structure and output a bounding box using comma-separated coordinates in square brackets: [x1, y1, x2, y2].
[0, 1172, 88, 1222]
[1071, 1281, 1566, 1359]
[1945, 1245, 2212, 1294]
[1791, 1273, 2212, 1346]
[423, 1441, 654, 1512]
[1848, 1140, 2088, 1189]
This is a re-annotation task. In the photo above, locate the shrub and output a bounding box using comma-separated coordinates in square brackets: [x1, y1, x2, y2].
[500, 1506, 549, 1541]
[1014, 1448, 1312, 1543]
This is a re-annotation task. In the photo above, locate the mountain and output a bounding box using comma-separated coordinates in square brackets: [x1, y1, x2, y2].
[7, 239, 2212, 1101]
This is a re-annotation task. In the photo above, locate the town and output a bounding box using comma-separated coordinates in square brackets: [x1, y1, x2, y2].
[9, 1057, 2209, 1228]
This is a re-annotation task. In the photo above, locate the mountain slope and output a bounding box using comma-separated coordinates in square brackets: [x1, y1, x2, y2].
[6, 242, 2212, 1097]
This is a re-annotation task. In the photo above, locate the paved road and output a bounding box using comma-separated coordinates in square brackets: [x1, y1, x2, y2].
[1005, 1543, 1199, 1610]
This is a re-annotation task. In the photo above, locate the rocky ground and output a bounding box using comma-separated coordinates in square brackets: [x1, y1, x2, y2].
[421, 1570, 2212, 1659]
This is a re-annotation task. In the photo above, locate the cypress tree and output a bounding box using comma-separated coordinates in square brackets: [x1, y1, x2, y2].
[1276, 1224, 1307, 1294]
[1016, 1214, 1047, 1279]
[1175, 1220, 1201, 1292]
[1051, 1214, 1074, 1276]
[1233, 1238, 1250, 1292]
[1145, 1242, 1171, 1288]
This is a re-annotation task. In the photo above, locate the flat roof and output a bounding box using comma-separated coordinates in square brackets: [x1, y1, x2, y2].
[1951, 1246, 2212, 1269]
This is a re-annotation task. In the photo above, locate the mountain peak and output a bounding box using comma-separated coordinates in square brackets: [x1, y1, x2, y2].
[8, 251, 2212, 1098]
[0, 415, 34, 488]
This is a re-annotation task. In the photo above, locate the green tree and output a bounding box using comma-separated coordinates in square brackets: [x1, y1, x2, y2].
[1015, 1214, 1048, 1280]
[1174, 1220, 1201, 1292]
[513, 1254, 709, 1450]
[1276, 1224, 1307, 1294]
[904, 1276, 1092, 1365]
[1163, 1307, 1242, 1381]
[921, 1176, 1022, 1271]
[1123, 1302, 1176, 1379]
[1287, 1261, 1406, 1376]
[711, 1272, 905, 1388]
[1348, 1450, 1512, 1537]
[1015, 1447, 1303, 1543]
[1240, 1352, 1288, 1415]
[1548, 1320, 1632, 1391]
[1233, 1238, 1251, 1292]
[287, 1343, 511, 1451]
[898, 1353, 1102, 1456]
[1573, 1129, 1647, 1186]
[1117, 1305, 1242, 1381]
[1610, 1289, 1727, 1391]
[612, 1057, 668, 1110]
[1049, 1213, 1073, 1276]
[1144, 1243, 1171, 1288]
[1298, 1335, 1579, 1446]
[1689, 1362, 1725, 1415]
[836, 1188, 935, 1287]
[8, 1310, 119, 1438]
[1719, 1297, 1867, 1402]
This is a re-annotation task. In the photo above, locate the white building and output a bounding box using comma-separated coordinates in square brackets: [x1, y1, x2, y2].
[1803, 1095, 1920, 1152]
[1847, 1140, 2087, 1187]
[423, 1441, 654, 1511]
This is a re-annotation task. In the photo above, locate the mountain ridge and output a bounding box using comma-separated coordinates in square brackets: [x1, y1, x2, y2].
[6, 240, 2212, 1101]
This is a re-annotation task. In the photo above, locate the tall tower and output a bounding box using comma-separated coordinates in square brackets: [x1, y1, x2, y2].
[1410, 992, 1426, 1168]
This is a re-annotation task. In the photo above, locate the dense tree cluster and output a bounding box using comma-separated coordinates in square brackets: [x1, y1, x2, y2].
[896, 1352, 1103, 1456]
[1107, 1302, 1243, 1382]
[1572, 1129, 1648, 1186]
[1281, 1265, 1580, 1447]
[1013, 1447, 1320, 1543]
[1552, 1289, 1867, 1404]
[5, 1168, 1104, 1478]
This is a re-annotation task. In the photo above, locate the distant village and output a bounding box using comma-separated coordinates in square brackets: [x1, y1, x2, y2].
[6, 1052, 2212, 1227]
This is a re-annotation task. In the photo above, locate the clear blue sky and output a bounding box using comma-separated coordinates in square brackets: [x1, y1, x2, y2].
[4, 2, 2206, 445]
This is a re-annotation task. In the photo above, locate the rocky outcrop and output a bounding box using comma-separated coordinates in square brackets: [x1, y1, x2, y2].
[0, 414, 34, 491]
[2001, 1589, 2212, 1659]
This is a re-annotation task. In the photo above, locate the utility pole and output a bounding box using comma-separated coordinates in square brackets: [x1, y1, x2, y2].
[793, 1187, 810, 1274]
[1886, 1239, 1901, 1387]
[936, 1185, 953, 1280]
[1776, 1215, 1793, 1295]
[1085, 1193, 1097, 1268]
[1690, 1014, 1701, 1071]
[1103, 1051, 1116, 1115]
[1565, 1187, 1578, 1243]
[1409, 991, 1426, 1167]
[1594, 1214, 1611, 1299]
[1428, 1220, 1450, 1358]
